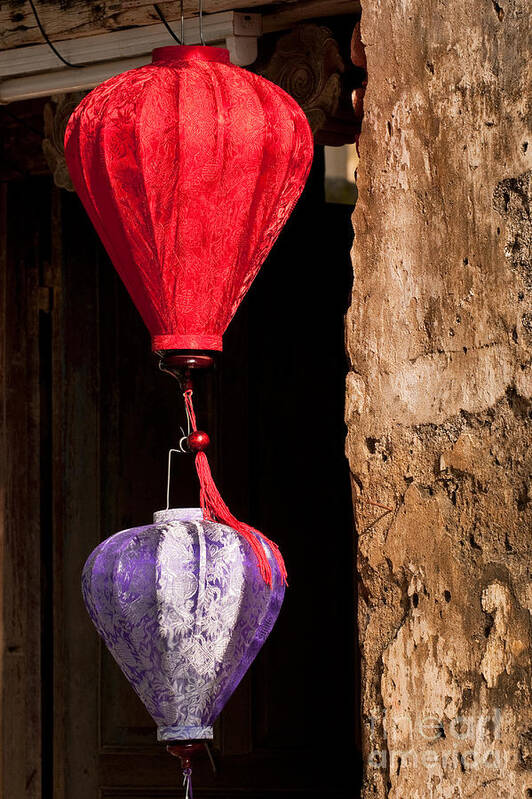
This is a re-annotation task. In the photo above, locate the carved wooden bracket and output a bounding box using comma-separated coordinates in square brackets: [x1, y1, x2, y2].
[261, 24, 359, 147]
[43, 93, 86, 191]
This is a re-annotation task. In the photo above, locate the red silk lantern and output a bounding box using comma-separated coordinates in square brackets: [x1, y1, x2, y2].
[64, 45, 313, 353]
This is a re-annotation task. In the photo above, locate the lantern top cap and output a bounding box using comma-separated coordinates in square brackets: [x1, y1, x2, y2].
[153, 507, 204, 524]
[151, 45, 231, 66]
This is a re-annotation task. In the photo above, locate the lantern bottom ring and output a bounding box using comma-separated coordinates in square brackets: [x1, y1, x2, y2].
[157, 351, 216, 387]
[157, 724, 213, 742]
[158, 352, 216, 371]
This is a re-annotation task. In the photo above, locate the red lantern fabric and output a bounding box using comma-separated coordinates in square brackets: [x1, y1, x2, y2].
[64, 46, 313, 352]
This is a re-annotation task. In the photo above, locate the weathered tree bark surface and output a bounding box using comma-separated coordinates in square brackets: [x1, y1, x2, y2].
[347, 1, 532, 797]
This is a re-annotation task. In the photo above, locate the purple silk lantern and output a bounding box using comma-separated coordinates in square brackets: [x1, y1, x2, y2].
[82, 507, 285, 742]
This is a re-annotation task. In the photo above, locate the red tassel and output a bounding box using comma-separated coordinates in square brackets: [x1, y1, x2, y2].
[184, 390, 287, 588]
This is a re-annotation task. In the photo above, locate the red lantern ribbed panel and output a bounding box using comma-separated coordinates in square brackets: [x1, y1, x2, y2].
[65, 46, 313, 351]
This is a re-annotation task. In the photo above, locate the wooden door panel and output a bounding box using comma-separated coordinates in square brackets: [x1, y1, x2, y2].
[59, 182, 104, 799]
[0, 178, 54, 799]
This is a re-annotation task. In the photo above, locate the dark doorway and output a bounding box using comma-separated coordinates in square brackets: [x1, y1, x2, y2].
[1, 142, 358, 797]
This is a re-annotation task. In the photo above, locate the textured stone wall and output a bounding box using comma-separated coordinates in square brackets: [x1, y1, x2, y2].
[347, 1, 532, 797]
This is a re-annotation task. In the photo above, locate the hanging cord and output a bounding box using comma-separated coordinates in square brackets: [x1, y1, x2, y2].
[183, 389, 287, 588]
[28, 0, 81, 68]
[154, 3, 183, 45]
[182, 766, 193, 799]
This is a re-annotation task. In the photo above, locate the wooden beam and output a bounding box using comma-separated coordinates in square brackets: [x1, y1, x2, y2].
[1, 0, 359, 51]
[0, 12, 261, 78]
[0, 1, 277, 49]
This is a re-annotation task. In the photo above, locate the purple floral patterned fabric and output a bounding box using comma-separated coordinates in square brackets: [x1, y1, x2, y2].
[82, 508, 285, 741]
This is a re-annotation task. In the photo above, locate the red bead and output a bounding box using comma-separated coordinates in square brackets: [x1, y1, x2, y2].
[187, 430, 210, 452]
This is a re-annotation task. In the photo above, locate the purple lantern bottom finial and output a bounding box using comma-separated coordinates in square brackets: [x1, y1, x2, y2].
[82, 508, 285, 741]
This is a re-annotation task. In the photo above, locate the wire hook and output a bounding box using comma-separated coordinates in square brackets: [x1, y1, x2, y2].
[166, 432, 189, 510]
[199, 0, 205, 45]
